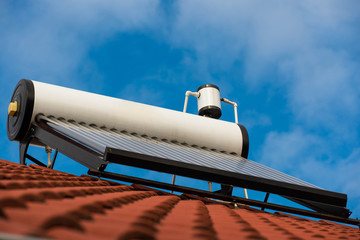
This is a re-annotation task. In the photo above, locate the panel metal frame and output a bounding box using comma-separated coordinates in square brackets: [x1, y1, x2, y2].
[105, 147, 350, 217]
[26, 122, 107, 170]
[104, 147, 348, 210]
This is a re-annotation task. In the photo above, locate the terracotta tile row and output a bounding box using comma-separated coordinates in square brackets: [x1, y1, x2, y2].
[1, 190, 157, 237]
[0, 159, 359, 240]
[208, 204, 266, 240]
[0, 161, 73, 177]
[233, 208, 360, 240]
[46, 195, 180, 240]
[0, 179, 111, 189]
[0, 185, 134, 210]
[0, 173, 94, 181]
[156, 200, 217, 240]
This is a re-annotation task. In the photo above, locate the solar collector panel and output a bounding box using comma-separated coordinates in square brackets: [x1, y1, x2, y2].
[43, 115, 319, 188]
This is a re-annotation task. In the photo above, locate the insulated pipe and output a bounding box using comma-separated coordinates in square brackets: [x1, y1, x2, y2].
[221, 98, 238, 124]
[183, 91, 200, 113]
[7, 79, 249, 157]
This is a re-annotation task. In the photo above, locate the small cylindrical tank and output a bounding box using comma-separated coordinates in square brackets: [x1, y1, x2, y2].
[197, 84, 222, 119]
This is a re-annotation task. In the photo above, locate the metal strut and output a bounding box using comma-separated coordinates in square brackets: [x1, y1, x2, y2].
[19, 137, 47, 167]
[49, 149, 58, 169]
[18, 126, 56, 168]
[19, 135, 32, 166]
[261, 193, 270, 211]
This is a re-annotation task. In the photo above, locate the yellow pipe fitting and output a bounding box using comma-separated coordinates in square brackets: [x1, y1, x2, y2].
[8, 101, 18, 116]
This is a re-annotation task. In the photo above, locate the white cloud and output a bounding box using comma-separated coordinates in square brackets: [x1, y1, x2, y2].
[169, 0, 360, 136]
[299, 148, 360, 193]
[241, 110, 271, 130]
[118, 83, 164, 107]
[258, 128, 360, 216]
[283, 50, 360, 136]
[0, 0, 160, 88]
[258, 129, 324, 172]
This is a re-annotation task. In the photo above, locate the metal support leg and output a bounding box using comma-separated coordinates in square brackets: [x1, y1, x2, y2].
[208, 182, 212, 192]
[19, 136, 32, 165]
[170, 174, 176, 194]
[49, 150, 58, 169]
[262, 193, 270, 211]
[19, 127, 48, 168]
[25, 154, 47, 167]
[244, 188, 249, 199]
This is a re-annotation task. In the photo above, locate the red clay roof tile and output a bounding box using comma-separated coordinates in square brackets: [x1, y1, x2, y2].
[156, 200, 217, 240]
[0, 159, 359, 240]
[208, 204, 267, 240]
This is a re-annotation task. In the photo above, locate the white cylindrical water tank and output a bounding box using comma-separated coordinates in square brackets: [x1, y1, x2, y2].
[7, 79, 249, 157]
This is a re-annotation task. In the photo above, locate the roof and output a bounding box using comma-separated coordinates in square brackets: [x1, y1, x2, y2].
[0, 159, 359, 240]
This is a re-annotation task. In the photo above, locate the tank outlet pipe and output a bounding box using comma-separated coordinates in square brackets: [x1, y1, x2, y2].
[183, 91, 200, 113]
[221, 98, 238, 124]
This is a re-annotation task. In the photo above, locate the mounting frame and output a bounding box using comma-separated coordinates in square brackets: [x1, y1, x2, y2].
[88, 168, 360, 227]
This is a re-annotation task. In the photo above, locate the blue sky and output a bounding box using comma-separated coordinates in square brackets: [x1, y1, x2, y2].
[1, 1, 359, 218]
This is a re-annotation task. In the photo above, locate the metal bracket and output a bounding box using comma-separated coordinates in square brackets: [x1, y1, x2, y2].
[19, 135, 31, 165]
[19, 128, 46, 167]
[261, 193, 270, 211]
[49, 150, 58, 169]
[34, 120, 108, 171]
[18, 123, 105, 170]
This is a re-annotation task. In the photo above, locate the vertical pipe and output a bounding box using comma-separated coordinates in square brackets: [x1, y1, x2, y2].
[234, 104, 238, 124]
[183, 94, 189, 113]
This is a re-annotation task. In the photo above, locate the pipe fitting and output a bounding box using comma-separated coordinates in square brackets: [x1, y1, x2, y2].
[8, 101, 18, 116]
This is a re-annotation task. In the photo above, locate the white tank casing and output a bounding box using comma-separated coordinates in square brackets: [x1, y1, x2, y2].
[7, 79, 249, 157]
[197, 84, 222, 119]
